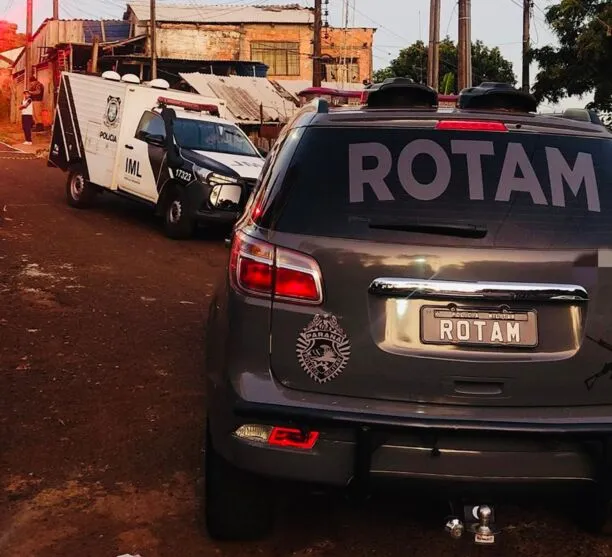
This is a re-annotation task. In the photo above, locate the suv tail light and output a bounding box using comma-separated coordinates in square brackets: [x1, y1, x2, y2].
[436, 120, 508, 132]
[230, 231, 323, 305]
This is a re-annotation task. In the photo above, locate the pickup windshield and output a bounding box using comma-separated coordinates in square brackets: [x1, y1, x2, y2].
[173, 118, 259, 157]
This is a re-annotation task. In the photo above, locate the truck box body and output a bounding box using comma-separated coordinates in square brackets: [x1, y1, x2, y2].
[49, 71, 228, 194]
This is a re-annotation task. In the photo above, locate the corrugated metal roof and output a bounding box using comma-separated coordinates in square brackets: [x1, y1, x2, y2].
[128, 2, 313, 24]
[180, 72, 299, 124]
[11, 19, 132, 74]
[275, 79, 364, 97]
[0, 47, 24, 63]
[82, 21, 131, 43]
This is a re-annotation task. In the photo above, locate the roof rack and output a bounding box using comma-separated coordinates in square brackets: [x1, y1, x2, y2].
[362, 77, 438, 109]
[157, 97, 220, 116]
[458, 82, 538, 113]
[551, 108, 605, 126]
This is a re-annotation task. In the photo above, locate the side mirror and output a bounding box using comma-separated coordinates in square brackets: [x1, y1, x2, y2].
[257, 147, 269, 158]
[147, 134, 166, 147]
[209, 184, 242, 211]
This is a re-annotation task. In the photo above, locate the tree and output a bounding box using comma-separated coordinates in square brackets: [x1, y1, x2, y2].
[373, 37, 516, 91]
[530, 0, 612, 111]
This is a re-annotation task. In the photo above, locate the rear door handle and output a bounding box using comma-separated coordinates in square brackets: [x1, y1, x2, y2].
[125, 145, 134, 150]
[368, 278, 589, 302]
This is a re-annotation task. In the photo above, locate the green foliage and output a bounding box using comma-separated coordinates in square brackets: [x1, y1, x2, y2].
[440, 72, 455, 95]
[373, 37, 516, 91]
[530, 0, 612, 111]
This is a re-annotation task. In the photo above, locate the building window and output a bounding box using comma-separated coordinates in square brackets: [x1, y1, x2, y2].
[251, 41, 300, 76]
[324, 57, 360, 83]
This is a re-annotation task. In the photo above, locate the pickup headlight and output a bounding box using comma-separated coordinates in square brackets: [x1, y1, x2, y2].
[193, 165, 239, 186]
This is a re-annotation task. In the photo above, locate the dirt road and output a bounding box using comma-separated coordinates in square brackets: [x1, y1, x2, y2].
[1, 158, 611, 557]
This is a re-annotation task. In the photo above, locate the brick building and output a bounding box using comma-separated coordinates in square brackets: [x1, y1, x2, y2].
[123, 3, 375, 84]
[0, 20, 25, 53]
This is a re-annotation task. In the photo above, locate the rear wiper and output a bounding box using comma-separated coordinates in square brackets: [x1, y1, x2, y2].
[368, 220, 488, 239]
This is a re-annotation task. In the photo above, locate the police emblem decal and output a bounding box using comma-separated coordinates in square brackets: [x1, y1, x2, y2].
[296, 314, 351, 384]
[103, 96, 121, 128]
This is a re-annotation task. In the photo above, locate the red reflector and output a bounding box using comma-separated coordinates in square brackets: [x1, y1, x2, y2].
[435, 120, 508, 132]
[238, 258, 273, 293]
[275, 267, 319, 301]
[268, 427, 319, 450]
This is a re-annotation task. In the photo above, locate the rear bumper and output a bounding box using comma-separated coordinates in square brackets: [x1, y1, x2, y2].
[221, 403, 612, 488]
[208, 378, 612, 491]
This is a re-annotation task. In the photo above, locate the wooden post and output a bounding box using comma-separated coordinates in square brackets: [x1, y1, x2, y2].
[150, 0, 158, 79]
[91, 36, 100, 74]
[313, 0, 322, 87]
[25, 0, 33, 92]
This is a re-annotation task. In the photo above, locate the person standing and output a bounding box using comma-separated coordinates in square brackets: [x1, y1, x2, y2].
[28, 73, 44, 131]
[19, 90, 34, 145]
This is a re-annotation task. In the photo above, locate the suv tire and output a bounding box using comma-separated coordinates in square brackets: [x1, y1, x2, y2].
[163, 185, 196, 240]
[204, 425, 275, 541]
[66, 169, 97, 209]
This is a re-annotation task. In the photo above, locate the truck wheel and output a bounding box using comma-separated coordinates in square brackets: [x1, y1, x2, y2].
[163, 186, 196, 240]
[204, 424, 275, 541]
[66, 170, 96, 209]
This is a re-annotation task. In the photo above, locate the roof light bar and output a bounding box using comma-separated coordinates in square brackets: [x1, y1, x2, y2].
[157, 97, 220, 116]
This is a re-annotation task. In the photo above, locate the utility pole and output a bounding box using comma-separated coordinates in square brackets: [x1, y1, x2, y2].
[53, 0, 59, 20]
[313, 0, 322, 87]
[522, 0, 532, 92]
[457, 0, 465, 91]
[465, 0, 472, 88]
[427, 0, 440, 90]
[150, 0, 157, 79]
[25, 0, 33, 92]
[457, 0, 472, 91]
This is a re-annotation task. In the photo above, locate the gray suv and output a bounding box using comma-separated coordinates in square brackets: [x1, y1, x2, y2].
[204, 79, 612, 541]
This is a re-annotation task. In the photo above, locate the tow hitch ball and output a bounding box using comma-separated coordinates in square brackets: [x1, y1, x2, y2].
[445, 505, 499, 545]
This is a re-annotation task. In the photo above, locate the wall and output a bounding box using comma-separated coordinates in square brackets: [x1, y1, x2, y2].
[10, 63, 55, 125]
[155, 24, 242, 60]
[147, 21, 374, 82]
[321, 27, 374, 84]
[0, 67, 11, 120]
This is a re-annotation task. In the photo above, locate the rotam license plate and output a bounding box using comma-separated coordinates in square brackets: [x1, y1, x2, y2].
[420, 307, 538, 347]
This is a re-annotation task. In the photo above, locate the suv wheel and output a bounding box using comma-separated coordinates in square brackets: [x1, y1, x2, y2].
[163, 186, 196, 240]
[66, 170, 97, 208]
[204, 425, 275, 541]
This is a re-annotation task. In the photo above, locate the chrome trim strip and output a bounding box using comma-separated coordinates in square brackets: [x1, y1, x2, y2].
[368, 278, 589, 302]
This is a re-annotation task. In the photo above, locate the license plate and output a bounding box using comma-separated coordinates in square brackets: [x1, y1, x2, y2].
[420, 307, 538, 348]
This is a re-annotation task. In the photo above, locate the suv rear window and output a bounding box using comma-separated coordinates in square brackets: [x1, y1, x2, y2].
[272, 126, 612, 248]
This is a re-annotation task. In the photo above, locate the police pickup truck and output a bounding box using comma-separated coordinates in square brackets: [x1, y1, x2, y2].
[48, 71, 265, 239]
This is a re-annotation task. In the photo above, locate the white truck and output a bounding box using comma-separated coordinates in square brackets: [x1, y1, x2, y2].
[48, 71, 265, 239]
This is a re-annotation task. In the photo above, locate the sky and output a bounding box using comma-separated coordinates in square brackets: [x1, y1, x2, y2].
[0, 0, 594, 109]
